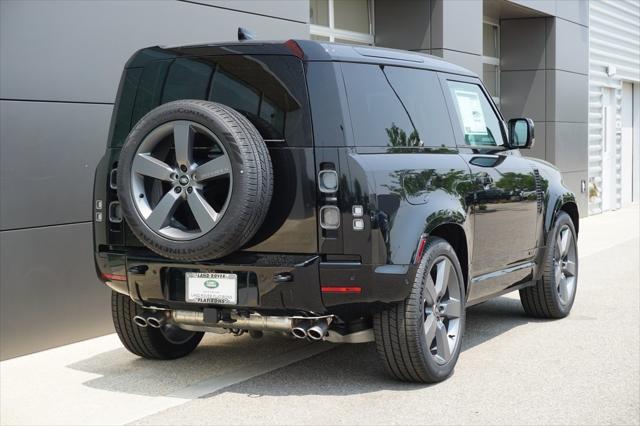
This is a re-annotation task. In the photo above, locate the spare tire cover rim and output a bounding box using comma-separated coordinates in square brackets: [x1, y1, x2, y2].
[130, 120, 233, 241]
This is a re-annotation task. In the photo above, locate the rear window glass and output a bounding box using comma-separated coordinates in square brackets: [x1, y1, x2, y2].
[342, 63, 418, 148]
[115, 55, 311, 147]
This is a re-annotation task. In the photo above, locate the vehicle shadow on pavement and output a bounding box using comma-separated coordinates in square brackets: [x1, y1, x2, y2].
[68, 295, 536, 397]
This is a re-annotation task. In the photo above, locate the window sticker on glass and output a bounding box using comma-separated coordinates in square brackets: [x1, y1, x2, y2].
[454, 89, 487, 135]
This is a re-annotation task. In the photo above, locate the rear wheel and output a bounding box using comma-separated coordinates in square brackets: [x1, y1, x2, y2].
[373, 237, 466, 383]
[111, 291, 203, 359]
[520, 211, 578, 318]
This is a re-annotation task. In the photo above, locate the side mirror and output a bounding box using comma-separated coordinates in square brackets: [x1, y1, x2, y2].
[508, 118, 535, 149]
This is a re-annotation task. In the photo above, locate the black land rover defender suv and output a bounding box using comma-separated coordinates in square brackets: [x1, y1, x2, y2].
[94, 40, 579, 383]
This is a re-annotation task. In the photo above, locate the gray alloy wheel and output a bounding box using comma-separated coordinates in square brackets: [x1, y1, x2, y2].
[117, 100, 273, 261]
[373, 237, 466, 383]
[520, 210, 578, 318]
[423, 256, 462, 365]
[553, 225, 577, 305]
[130, 120, 233, 241]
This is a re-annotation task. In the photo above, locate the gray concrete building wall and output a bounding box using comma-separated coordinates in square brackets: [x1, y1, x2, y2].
[0, 0, 309, 360]
[500, 8, 589, 216]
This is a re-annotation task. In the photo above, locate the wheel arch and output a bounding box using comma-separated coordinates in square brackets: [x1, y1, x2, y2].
[546, 191, 579, 238]
[559, 201, 579, 235]
[427, 222, 470, 295]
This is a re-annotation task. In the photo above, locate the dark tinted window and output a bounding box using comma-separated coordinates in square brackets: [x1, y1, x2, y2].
[162, 58, 214, 102]
[131, 60, 170, 125]
[123, 55, 311, 147]
[383, 67, 455, 147]
[109, 67, 142, 147]
[342, 63, 418, 148]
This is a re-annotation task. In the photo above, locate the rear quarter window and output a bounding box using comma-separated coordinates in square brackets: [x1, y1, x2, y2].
[383, 67, 455, 147]
[342, 63, 417, 148]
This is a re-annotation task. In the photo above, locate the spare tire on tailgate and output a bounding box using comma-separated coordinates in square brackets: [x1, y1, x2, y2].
[117, 100, 273, 261]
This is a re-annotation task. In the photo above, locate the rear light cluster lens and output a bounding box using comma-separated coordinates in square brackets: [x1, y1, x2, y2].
[108, 201, 123, 223]
[320, 206, 340, 229]
[109, 168, 118, 189]
[319, 165, 340, 231]
[101, 272, 127, 282]
[318, 170, 339, 193]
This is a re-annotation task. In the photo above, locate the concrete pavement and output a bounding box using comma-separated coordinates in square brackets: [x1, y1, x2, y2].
[2, 205, 639, 425]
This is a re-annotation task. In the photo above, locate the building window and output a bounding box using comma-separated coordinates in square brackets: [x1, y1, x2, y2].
[482, 20, 500, 105]
[310, 0, 374, 45]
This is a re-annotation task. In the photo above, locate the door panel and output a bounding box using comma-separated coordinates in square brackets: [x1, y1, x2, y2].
[463, 152, 538, 276]
[438, 73, 538, 298]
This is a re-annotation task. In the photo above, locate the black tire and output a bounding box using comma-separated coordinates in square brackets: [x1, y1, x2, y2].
[117, 100, 273, 261]
[111, 291, 203, 359]
[373, 237, 466, 383]
[520, 211, 578, 319]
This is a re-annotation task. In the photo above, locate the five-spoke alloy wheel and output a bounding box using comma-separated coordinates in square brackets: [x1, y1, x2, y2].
[520, 211, 578, 318]
[423, 257, 462, 365]
[116, 100, 273, 261]
[130, 120, 233, 240]
[374, 236, 466, 383]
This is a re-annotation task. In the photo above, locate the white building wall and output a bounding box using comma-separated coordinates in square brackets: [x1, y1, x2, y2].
[588, 0, 640, 214]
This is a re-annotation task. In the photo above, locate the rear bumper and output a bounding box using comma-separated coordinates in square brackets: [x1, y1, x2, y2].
[96, 249, 416, 314]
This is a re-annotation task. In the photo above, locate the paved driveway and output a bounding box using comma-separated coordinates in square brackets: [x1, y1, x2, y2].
[2, 206, 638, 425]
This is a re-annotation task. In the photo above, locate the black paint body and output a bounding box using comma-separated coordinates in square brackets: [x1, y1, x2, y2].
[94, 40, 578, 320]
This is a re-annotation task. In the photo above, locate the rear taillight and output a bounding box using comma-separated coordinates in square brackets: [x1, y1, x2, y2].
[319, 164, 340, 230]
[109, 168, 118, 189]
[318, 169, 338, 193]
[101, 272, 127, 282]
[320, 205, 340, 229]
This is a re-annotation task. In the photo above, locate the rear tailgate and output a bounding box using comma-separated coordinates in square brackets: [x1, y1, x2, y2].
[100, 48, 318, 254]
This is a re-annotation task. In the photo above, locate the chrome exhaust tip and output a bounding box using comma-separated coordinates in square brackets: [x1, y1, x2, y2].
[307, 321, 329, 341]
[291, 320, 310, 339]
[133, 315, 148, 328]
[146, 312, 166, 329]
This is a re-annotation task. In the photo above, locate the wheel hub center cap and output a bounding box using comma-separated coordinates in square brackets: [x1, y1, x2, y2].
[178, 175, 190, 186]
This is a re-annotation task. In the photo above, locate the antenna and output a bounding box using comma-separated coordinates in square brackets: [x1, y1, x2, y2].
[238, 27, 255, 41]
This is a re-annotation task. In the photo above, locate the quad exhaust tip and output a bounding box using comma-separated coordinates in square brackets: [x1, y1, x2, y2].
[147, 316, 164, 328]
[291, 320, 310, 339]
[133, 315, 148, 328]
[307, 321, 329, 341]
[133, 312, 165, 328]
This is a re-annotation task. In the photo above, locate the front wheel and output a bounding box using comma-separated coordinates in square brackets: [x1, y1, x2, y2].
[520, 211, 578, 318]
[111, 291, 203, 359]
[373, 237, 466, 383]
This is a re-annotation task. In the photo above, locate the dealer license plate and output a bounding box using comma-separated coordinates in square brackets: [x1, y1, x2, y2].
[185, 272, 237, 304]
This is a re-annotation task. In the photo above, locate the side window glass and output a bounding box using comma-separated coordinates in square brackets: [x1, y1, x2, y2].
[447, 81, 505, 147]
[383, 67, 455, 147]
[342, 63, 418, 148]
